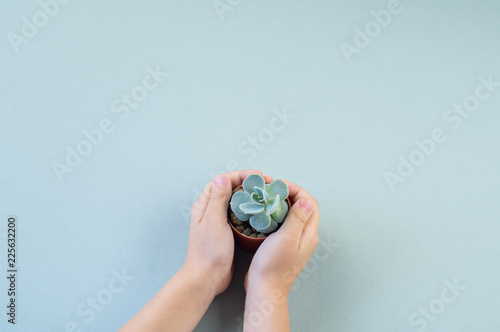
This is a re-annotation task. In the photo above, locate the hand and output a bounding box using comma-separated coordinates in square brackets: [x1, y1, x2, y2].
[185, 170, 274, 296]
[244, 180, 320, 296]
[120, 170, 275, 332]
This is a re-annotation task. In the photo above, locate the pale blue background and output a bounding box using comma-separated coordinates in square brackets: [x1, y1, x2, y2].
[1, 0, 499, 331]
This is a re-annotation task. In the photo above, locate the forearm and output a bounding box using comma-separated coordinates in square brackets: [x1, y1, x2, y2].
[244, 283, 290, 332]
[119, 265, 215, 332]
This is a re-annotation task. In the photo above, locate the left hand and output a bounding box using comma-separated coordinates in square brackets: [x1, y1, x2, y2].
[185, 170, 273, 296]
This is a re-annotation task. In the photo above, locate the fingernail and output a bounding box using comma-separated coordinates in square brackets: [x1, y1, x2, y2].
[214, 174, 228, 187]
[300, 199, 313, 214]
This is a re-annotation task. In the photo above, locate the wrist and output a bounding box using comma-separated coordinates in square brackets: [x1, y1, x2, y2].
[179, 263, 217, 304]
[244, 282, 290, 331]
[245, 280, 289, 304]
[246, 273, 291, 298]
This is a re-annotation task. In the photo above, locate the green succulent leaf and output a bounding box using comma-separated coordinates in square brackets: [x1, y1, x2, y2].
[254, 187, 270, 203]
[232, 175, 290, 232]
[230, 191, 252, 215]
[242, 174, 266, 194]
[250, 192, 260, 203]
[259, 219, 278, 234]
[233, 211, 250, 221]
[266, 194, 280, 216]
[240, 202, 265, 215]
[249, 212, 272, 231]
[271, 200, 289, 224]
[267, 179, 289, 200]
[262, 190, 269, 203]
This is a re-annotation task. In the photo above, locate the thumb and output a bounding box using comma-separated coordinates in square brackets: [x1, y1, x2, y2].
[204, 174, 232, 221]
[278, 199, 313, 241]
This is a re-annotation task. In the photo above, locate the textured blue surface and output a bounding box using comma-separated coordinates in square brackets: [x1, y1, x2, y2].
[1, 1, 499, 331]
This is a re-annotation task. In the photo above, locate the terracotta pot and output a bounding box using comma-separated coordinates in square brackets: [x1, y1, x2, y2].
[228, 184, 291, 253]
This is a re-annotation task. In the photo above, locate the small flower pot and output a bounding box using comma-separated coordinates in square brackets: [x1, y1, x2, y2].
[227, 184, 291, 253]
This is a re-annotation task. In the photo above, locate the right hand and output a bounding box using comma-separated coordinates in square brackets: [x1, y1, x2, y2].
[244, 180, 320, 296]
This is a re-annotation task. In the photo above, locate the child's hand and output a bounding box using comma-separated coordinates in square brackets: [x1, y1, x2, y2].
[120, 170, 275, 332]
[120, 172, 310, 332]
[185, 170, 273, 297]
[245, 180, 320, 297]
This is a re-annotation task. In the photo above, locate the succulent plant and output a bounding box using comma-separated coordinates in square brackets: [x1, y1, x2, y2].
[230, 174, 289, 234]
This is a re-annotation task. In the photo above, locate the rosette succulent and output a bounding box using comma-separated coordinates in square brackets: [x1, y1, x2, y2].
[230, 174, 289, 234]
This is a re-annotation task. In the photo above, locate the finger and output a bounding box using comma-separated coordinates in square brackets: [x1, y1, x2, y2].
[263, 175, 274, 183]
[281, 179, 307, 205]
[192, 170, 264, 223]
[281, 180, 320, 250]
[203, 173, 232, 223]
[278, 198, 314, 247]
[299, 203, 320, 252]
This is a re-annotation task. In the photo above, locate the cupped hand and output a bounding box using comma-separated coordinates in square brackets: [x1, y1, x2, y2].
[185, 170, 273, 297]
[244, 180, 320, 296]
